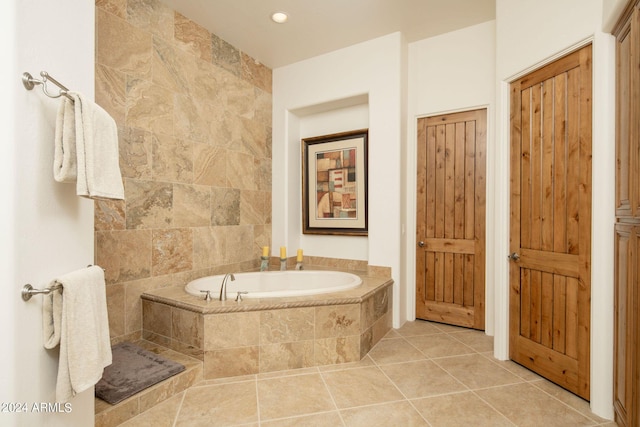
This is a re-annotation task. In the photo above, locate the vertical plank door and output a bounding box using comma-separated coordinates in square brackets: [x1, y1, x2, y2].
[416, 109, 486, 329]
[509, 44, 592, 400]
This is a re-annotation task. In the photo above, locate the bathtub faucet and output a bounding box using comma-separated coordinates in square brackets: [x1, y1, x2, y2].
[219, 273, 235, 301]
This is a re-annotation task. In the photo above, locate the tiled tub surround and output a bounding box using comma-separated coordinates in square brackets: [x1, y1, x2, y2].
[141, 271, 392, 379]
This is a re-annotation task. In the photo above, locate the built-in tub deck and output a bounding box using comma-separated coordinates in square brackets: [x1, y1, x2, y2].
[141, 271, 393, 379]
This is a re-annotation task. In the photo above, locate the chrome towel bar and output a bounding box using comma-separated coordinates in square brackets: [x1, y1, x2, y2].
[22, 282, 62, 302]
[21, 266, 105, 301]
[22, 70, 73, 100]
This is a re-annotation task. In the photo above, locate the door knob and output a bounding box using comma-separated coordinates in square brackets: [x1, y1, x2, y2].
[508, 252, 520, 261]
[418, 241, 425, 247]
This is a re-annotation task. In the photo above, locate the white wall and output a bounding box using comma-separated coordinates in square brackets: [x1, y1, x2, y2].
[495, 0, 615, 419]
[1, 1, 95, 425]
[273, 33, 406, 326]
[406, 21, 496, 332]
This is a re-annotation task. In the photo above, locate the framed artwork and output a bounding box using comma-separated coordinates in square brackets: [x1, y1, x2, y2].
[302, 129, 368, 235]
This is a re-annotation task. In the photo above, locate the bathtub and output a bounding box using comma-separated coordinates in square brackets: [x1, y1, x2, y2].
[185, 270, 362, 299]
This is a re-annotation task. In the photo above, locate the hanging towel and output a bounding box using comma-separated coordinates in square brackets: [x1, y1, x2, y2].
[53, 96, 77, 183]
[42, 266, 113, 403]
[70, 92, 124, 200]
[53, 92, 125, 200]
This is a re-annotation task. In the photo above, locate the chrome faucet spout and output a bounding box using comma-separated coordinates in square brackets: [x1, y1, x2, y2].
[219, 273, 235, 301]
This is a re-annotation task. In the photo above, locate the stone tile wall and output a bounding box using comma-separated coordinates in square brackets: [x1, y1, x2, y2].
[94, 0, 272, 343]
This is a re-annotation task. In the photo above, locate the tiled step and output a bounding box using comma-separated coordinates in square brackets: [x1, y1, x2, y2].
[94, 340, 203, 427]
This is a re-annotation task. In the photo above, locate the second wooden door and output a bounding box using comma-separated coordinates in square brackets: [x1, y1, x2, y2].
[416, 109, 486, 329]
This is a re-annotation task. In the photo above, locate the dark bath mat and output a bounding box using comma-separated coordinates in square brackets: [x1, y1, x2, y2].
[95, 342, 185, 405]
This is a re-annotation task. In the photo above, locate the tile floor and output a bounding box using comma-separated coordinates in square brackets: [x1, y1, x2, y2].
[117, 320, 617, 426]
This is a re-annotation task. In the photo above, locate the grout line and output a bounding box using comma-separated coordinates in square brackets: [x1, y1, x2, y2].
[317, 372, 346, 427]
[254, 377, 261, 426]
[171, 391, 187, 427]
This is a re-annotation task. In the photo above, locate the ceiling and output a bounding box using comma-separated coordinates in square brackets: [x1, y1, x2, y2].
[160, 0, 496, 69]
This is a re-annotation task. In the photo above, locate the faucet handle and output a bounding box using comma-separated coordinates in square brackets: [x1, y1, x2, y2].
[200, 290, 212, 301]
[235, 291, 248, 302]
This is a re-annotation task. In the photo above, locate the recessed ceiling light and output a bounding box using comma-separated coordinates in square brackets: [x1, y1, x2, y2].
[271, 12, 288, 24]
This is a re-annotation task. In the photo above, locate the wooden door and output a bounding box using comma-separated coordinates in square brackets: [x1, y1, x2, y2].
[416, 109, 486, 329]
[509, 45, 592, 400]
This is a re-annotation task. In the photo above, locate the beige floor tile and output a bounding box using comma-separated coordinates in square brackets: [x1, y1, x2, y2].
[380, 359, 466, 398]
[175, 381, 258, 426]
[405, 333, 476, 358]
[317, 355, 376, 372]
[381, 329, 401, 339]
[480, 354, 542, 381]
[434, 353, 524, 389]
[412, 391, 514, 427]
[257, 373, 336, 420]
[430, 322, 474, 334]
[367, 338, 426, 364]
[531, 379, 610, 423]
[475, 383, 596, 426]
[450, 330, 494, 352]
[321, 366, 404, 409]
[396, 320, 443, 336]
[340, 401, 428, 427]
[119, 392, 184, 427]
[260, 411, 344, 426]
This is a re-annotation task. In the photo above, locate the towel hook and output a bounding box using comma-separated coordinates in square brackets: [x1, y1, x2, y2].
[22, 71, 73, 100]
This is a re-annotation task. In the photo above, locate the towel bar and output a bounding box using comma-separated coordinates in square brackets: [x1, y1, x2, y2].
[21, 282, 62, 301]
[21, 265, 105, 301]
[22, 70, 73, 100]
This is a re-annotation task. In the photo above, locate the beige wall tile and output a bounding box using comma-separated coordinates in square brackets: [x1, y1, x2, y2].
[260, 308, 315, 344]
[193, 144, 226, 186]
[241, 52, 272, 94]
[124, 276, 172, 334]
[212, 34, 241, 76]
[259, 341, 314, 372]
[315, 304, 361, 339]
[204, 312, 260, 350]
[96, 8, 152, 79]
[105, 283, 125, 338]
[142, 300, 171, 337]
[126, 78, 174, 135]
[152, 228, 193, 275]
[96, 0, 126, 19]
[126, 0, 174, 41]
[192, 226, 226, 269]
[204, 347, 259, 379]
[314, 336, 361, 366]
[125, 180, 173, 229]
[96, 229, 152, 284]
[95, 199, 126, 231]
[211, 187, 240, 226]
[95, 64, 126, 124]
[174, 12, 212, 62]
[118, 127, 153, 180]
[152, 134, 193, 183]
[171, 308, 203, 348]
[172, 184, 210, 227]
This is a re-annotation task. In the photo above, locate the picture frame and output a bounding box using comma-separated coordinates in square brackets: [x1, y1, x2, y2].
[302, 129, 368, 235]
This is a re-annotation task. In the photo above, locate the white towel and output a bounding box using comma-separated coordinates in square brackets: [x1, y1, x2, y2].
[53, 96, 77, 183]
[42, 266, 113, 403]
[54, 92, 125, 200]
